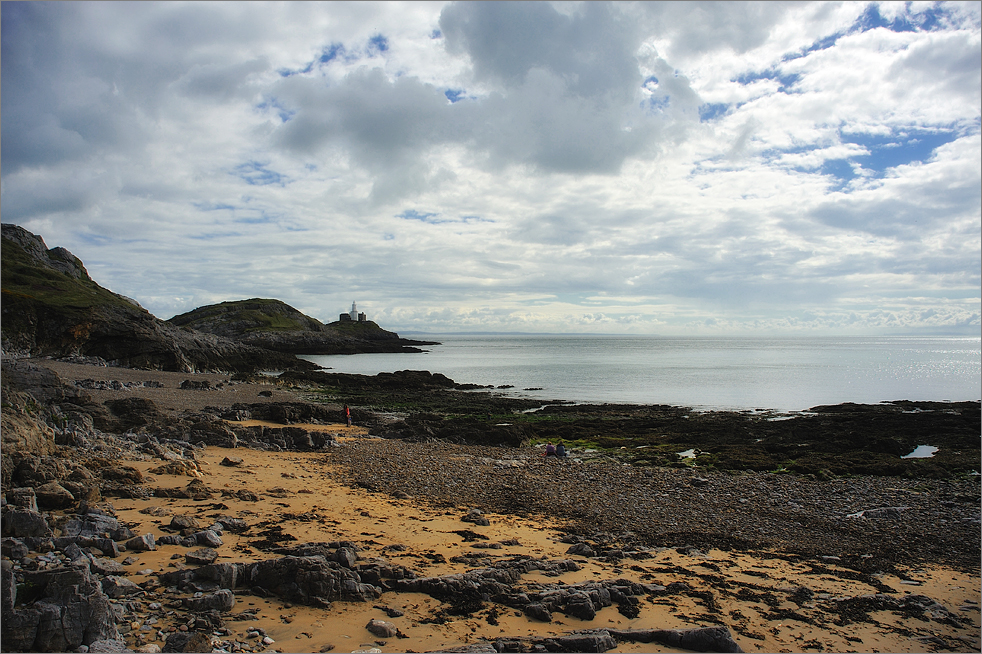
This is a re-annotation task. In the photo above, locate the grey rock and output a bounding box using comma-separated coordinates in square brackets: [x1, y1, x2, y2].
[215, 516, 248, 533]
[566, 542, 596, 557]
[334, 546, 357, 568]
[193, 530, 222, 548]
[125, 534, 156, 551]
[8, 487, 39, 511]
[220, 456, 244, 467]
[183, 588, 235, 612]
[186, 548, 219, 565]
[2, 507, 53, 538]
[90, 558, 127, 576]
[102, 575, 143, 599]
[523, 603, 552, 622]
[553, 631, 617, 653]
[365, 619, 398, 638]
[564, 591, 597, 620]
[9, 565, 120, 651]
[88, 639, 134, 652]
[169, 515, 199, 532]
[35, 481, 76, 509]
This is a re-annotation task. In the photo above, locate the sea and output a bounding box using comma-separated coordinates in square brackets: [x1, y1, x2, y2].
[300, 335, 981, 413]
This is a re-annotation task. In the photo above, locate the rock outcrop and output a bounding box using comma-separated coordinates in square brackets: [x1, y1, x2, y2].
[1, 224, 314, 373]
[167, 297, 436, 355]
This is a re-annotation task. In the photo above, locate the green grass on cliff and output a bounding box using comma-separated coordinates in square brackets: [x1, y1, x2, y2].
[1, 238, 137, 315]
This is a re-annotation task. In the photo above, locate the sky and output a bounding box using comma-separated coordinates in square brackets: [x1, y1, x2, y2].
[2, 1, 980, 335]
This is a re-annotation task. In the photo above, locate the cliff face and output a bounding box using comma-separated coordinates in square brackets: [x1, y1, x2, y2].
[168, 298, 435, 355]
[1, 225, 310, 373]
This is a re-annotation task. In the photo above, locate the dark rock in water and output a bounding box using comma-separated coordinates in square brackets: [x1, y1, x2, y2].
[184, 589, 235, 613]
[2, 507, 53, 538]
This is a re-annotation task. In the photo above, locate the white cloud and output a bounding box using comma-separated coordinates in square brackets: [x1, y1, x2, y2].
[2, 1, 978, 335]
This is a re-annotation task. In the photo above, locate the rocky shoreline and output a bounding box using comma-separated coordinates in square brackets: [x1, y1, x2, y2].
[2, 357, 980, 653]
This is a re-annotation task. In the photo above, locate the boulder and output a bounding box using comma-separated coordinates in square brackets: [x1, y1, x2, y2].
[186, 548, 219, 566]
[7, 487, 39, 511]
[564, 591, 597, 620]
[523, 603, 552, 622]
[553, 631, 617, 653]
[125, 534, 156, 552]
[365, 619, 398, 638]
[183, 589, 235, 613]
[169, 515, 200, 532]
[35, 481, 76, 509]
[566, 542, 596, 558]
[4, 565, 120, 651]
[2, 507, 53, 538]
[220, 456, 244, 467]
[63, 514, 120, 539]
[193, 530, 223, 548]
[102, 575, 143, 599]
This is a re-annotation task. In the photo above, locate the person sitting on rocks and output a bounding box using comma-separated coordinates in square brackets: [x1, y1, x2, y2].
[544, 443, 556, 457]
[555, 441, 567, 458]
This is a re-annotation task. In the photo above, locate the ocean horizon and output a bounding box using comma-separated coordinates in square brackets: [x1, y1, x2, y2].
[301, 334, 982, 413]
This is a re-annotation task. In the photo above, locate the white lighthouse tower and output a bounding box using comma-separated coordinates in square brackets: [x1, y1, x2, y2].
[350, 301, 358, 321]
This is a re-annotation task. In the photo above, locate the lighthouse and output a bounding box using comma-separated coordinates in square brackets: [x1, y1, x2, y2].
[340, 301, 368, 322]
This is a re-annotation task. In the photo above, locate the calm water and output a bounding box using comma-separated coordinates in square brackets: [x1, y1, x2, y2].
[300, 335, 981, 412]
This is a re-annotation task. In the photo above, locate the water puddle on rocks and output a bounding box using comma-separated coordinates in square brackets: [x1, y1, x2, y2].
[901, 444, 939, 459]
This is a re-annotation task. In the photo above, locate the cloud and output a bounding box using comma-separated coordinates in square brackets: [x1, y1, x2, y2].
[1, 1, 978, 337]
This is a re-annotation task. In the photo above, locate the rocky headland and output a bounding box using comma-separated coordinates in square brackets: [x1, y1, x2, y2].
[167, 299, 436, 356]
[1, 225, 433, 372]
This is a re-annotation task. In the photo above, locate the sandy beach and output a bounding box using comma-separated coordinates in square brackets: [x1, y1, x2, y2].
[103, 440, 981, 653]
[10, 360, 982, 653]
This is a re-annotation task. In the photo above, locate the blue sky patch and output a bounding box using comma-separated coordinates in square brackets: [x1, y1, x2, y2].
[256, 98, 296, 123]
[698, 103, 729, 122]
[233, 161, 287, 186]
[368, 34, 389, 55]
[445, 88, 465, 103]
[734, 69, 800, 93]
[398, 209, 442, 223]
[843, 129, 960, 173]
[193, 202, 236, 212]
